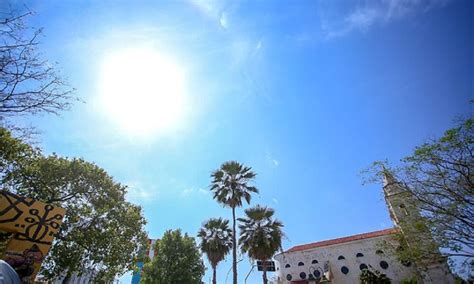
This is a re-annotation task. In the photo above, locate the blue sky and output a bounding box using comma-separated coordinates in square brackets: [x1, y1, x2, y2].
[4, 0, 473, 283]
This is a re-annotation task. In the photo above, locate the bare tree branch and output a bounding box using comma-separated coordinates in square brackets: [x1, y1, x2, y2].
[0, 7, 76, 125]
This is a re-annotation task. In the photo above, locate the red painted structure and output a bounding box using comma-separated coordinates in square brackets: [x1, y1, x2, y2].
[285, 228, 398, 253]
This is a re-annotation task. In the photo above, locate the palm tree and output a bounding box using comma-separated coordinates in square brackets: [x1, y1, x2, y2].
[210, 161, 258, 284]
[197, 218, 233, 284]
[238, 205, 284, 284]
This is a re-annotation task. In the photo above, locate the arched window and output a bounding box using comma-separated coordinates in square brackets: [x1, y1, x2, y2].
[285, 264, 291, 268]
[359, 263, 368, 270]
[298, 261, 304, 266]
[356, 253, 364, 257]
[376, 249, 384, 255]
[311, 259, 318, 264]
[341, 266, 349, 274]
[399, 204, 409, 216]
[337, 255, 345, 260]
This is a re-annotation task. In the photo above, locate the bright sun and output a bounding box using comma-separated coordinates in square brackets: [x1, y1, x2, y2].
[98, 47, 185, 137]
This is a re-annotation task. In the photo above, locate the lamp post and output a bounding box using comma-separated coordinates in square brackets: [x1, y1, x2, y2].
[244, 264, 256, 284]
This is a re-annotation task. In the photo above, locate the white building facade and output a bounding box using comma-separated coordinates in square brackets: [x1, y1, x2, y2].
[273, 171, 455, 284]
[274, 228, 417, 284]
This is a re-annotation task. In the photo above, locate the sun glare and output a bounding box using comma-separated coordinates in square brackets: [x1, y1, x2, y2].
[98, 47, 185, 137]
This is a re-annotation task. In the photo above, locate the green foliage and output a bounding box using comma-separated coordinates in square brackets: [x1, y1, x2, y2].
[238, 205, 284, 284]
[400, 277, 418, 284]
[0, 127, 39, 177]
[210, 161, 258, 284]
[364, 114, 473, 275]
[238, 205, 284, 261]
[210, 161, 259, 209]
[359, 268, 391, 284]
[0, 127, 148, 281]
[388, 229, 438, 267]
[141, 229, 205, 284]
[198, 218, 232, 284]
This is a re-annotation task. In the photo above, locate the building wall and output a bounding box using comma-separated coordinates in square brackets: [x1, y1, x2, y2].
[131, 239, 158, 284]
[51, 271, 97, 284]
[274, 234, 418, 284]
[146, 239, 157, 259]
[130, 262, 144, 284]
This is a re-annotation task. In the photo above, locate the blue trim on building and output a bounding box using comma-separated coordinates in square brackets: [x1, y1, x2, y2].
[131, 262, 144, 284]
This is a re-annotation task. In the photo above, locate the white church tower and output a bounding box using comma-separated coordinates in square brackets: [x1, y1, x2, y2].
[382, 169, 455, 284]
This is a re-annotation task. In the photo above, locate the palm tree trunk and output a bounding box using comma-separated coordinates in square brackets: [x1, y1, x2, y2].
[212, 264, 217, 284]
[262, 260, 268, 284]
[232, 206, 238, 284]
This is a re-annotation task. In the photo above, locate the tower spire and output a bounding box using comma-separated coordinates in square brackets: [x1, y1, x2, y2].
[381, 166, 405, 196]
[381, 166, 454, 283]
[381, 165, 396, 187]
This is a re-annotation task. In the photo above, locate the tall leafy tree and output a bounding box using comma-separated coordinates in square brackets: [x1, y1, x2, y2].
[364, 114, 473, 275]
[0, 128, 148, 282]
[198, 218, 232, 284]
[141, 229, 205, 284]
[238, 205, 284, 284]
[210, 161, 258, 284]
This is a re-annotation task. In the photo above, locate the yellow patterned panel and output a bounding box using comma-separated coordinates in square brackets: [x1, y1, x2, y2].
[0, 191, 66, 281]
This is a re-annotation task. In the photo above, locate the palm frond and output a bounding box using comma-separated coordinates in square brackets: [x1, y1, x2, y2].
[238, 205, 284, 261]
[198, 218, 233, 267]
[210, 161, 258, 208]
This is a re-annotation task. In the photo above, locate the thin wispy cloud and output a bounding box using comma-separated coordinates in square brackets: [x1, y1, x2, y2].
[220, 12, 228, 29]
[188, 0, 265, 71]
[189, 0, 227, 27]
[319, 0, 451, 38]
[181, 187, 209, 197]
[230, 39, 251, 67]
[346, 6, 379, 31]
[228, 37, 265, 69]
[126, 181, 159, 203]
[266, 151, 280, 168]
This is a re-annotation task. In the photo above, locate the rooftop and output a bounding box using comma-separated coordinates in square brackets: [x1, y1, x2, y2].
[285, 228, 398, 253]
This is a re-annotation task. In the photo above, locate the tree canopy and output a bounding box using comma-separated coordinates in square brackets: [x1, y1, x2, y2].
[210, 161, 258, 209]
[198, 218, 232, 284]
[359, 267, 391, 284]
[210, 161, 258, 284]
[0, 127, 148, 281]
[365, 114, 473, 275]
[141, 229, 205, 284]
[238, 205, 283, 284]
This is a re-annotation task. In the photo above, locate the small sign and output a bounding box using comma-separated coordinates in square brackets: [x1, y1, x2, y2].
[257, 260, 276, 272]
